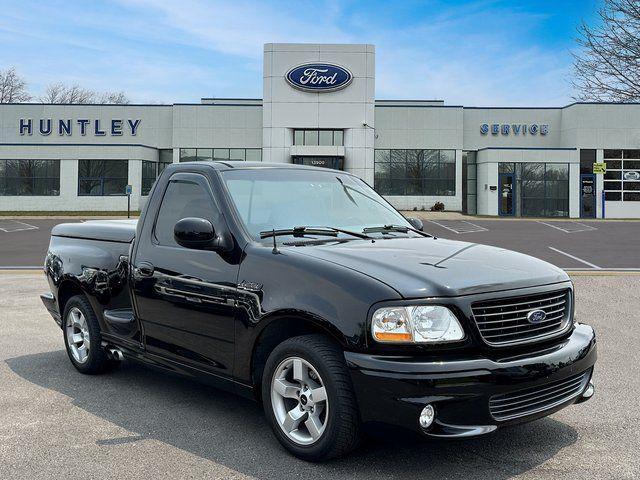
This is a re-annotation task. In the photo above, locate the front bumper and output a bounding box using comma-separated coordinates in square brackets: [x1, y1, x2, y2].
[345, 323, 596, 437]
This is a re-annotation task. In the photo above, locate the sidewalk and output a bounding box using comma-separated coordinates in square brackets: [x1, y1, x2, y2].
[400, 211, 470, 220]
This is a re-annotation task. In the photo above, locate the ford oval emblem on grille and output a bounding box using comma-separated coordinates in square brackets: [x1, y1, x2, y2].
[527, 309, 547, 324]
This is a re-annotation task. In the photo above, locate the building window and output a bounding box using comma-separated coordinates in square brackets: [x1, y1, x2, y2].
[78, 160, 128, 196]
[158, 149, 173, 175]
[0, 159, 60, 196]
[214, 149, 229, 159]
[374, 149, 456, 196]
[603, 149, 640, 201]
[141, 151, 173, 196]
[293, 129, 344, 146]
[180, 148, 197, 162]
[462, 151, 477, 215]
[141, 161, 157, 196]
[179, 148, 261, 162]
[499, 162, 569, 217]
[580, 149, 596, 175]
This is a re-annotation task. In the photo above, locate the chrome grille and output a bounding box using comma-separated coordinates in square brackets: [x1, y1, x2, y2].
[471, 289, 570, 346]
[489, 372, 588, 421]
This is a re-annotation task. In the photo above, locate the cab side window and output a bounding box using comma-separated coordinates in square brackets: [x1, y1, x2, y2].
[154, 178, 219, 247]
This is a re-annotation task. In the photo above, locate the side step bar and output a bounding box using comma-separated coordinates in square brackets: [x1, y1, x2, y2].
[103, 309, 135, 325]
[103, 309, 136, 337]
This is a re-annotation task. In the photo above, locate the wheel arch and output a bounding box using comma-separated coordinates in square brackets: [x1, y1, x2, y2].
[249, 312, 346, 399]
[56, 279, 85, 316]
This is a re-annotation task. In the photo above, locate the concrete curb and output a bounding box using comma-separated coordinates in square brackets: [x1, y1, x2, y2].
[0, 269, 43, 274]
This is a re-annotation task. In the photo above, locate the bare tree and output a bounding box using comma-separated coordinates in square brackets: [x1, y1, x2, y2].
[103, 90, 130, 104]
[573, 0, 640, 101]
[0, 67, 32, 103]
[40, 83, 95, 104]
[96, 91, 130, 104]
[40, 82, 131, 104]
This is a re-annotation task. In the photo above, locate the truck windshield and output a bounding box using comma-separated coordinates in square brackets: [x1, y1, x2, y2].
[221, 168, 411, 240]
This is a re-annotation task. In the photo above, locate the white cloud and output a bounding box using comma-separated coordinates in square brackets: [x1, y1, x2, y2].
[117, 0, 577, 105]
[114, 0, 353, 57]
[0, 0, 579, 105]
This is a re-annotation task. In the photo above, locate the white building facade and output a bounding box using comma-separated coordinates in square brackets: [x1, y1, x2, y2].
[1, 43, 639, 218]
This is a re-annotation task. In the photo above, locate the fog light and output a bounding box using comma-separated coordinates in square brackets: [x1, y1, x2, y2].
[419, 404, 435, 429]
[582, 381, 595, 399]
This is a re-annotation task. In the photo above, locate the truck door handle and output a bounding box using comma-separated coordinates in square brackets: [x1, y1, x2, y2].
[135, 262, 155, 277]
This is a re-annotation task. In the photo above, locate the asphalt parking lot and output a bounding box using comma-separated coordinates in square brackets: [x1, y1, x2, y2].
[0, 218, 87, 268]
[1, 273, 639, 479]
[422, 218, 640, 270]
[0, 217, 639, 270]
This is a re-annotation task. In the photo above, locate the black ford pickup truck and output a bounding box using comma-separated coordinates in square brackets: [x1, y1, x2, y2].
[41, 161, 596, 461]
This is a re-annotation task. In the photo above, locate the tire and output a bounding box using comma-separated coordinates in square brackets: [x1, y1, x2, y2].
[62, 295, 111, 374]
[262, 334, 361, 461]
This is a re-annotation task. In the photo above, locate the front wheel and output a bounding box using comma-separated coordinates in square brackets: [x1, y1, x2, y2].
[262, 335, 361, 461]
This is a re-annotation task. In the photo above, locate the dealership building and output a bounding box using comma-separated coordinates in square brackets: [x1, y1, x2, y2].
[1, 43, 640, 218]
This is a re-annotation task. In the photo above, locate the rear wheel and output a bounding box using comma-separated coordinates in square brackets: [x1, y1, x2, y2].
[262, 334, 361, 461]
[62, 295, 111, 374]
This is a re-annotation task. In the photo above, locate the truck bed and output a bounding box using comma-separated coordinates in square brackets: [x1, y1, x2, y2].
[51, 219, 137, 243]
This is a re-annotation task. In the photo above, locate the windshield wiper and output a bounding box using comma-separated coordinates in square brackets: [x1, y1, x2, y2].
[260, 226, 374, 241]
[363, 224, 432, 238]
[324, 226, 373, 240]
[260, 227, 339, 239]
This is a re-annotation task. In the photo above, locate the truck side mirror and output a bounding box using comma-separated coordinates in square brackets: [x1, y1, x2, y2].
[407, 217, 424, 231]
[174, 217, 216, 249]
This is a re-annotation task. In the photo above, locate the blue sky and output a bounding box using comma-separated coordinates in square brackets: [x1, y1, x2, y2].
[0, 0, 599, 105]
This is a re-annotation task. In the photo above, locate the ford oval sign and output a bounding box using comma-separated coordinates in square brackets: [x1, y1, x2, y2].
[527, 309, 547, 324]
[285, 63, 353, 92]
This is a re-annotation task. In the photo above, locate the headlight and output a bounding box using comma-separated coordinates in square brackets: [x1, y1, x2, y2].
[371, 305, 464, 343]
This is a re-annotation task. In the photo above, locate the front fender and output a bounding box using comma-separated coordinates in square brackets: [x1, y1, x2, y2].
[232, 244, 401, 383]
[249, 308, 348, 347]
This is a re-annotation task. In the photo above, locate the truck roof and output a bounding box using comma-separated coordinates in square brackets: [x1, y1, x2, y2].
[175, 161, 349, 174]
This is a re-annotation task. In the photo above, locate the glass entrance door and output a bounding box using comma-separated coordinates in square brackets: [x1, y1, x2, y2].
[580, 174, 596, 218]
[498, 173, 515, 216]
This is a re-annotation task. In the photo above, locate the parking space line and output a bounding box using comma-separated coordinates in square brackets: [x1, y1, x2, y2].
[0, 220, 39, 233]
[548, 247, 601, 269]
[0, 227, 38, 233]
[537, 221, 597, 233]
[429, 220, 488, 234]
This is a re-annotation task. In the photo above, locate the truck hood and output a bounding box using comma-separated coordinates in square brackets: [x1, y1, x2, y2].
[291, 237, 569, 298]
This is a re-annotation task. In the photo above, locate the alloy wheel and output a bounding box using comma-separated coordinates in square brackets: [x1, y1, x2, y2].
[65, 307, 91, 364]
[270, 356, 329, 445]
